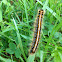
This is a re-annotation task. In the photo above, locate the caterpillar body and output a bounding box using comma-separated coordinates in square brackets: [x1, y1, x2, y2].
[30, 9, 44, 54]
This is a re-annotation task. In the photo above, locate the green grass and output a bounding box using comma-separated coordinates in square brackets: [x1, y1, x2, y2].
[0, 0, 62, 62]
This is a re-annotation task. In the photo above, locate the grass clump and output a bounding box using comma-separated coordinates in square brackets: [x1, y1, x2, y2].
[0, 0, 62, 62]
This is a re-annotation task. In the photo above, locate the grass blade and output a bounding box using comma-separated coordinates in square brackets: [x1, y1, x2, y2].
[0, 32, 15, 41]
[37, 0, 61, 22]
[0, 2, 2, 22]
[0, 56, 15, 62]
[13, 18, 26, 61]
[27, 54, 35, 62]
[40, 51, 44, 62]
[23, 0, 29, 24]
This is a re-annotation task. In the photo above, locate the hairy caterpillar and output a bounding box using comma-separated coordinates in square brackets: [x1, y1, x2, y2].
[30, 9, 44, 54]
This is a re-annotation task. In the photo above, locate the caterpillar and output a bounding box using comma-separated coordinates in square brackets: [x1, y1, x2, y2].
[30, 9, 44, 54]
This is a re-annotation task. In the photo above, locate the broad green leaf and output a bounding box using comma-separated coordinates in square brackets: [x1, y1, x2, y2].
[9, 43, 16, 51]
[15, 48, 21, 58]
[6, 48, 14, 54]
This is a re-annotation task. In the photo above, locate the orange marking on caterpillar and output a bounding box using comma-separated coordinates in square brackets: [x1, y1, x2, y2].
[30, 9, 44, 54]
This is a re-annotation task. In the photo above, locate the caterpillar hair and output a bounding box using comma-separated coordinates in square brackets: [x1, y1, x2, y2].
[30, 9, 44, 54]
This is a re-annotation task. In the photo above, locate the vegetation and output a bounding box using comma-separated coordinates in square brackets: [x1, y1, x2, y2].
[0, 0, 62, 62]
